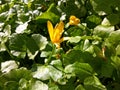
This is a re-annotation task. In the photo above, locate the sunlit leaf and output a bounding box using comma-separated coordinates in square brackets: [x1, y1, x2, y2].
[93, 25, 114, 37]
[1, 60, 19, 73]
[108, 30, 120, 46]
[15, 22, 28, 33]
[48, 65, 62, 82]
[40, 51, 51, 57]
[33, 65, 62, 82]
[68, 36, 81, 43]
[29, 80, 48, 90]
[32, 65, 50, 80]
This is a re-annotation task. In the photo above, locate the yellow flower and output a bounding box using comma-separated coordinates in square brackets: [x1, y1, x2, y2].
[69, 15, 80, 25]
[47, 21, 64, 48]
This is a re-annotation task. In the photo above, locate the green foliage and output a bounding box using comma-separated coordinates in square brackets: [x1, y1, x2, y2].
[1, 0, 120, 90]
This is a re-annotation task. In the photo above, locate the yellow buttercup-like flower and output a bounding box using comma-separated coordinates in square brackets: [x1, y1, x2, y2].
[47, 21, 64, 48]
[69, 15, 80, 25]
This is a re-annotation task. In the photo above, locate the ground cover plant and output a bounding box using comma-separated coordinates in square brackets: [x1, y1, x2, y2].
[1, 0, 120, 90]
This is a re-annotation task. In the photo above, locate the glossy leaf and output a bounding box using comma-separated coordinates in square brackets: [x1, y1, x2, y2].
[65, 62, 95, 81]
[93, 25, 114, 37]
[84, 76, 107, 90]
[1, 60, 19, 73]
[32, 65, 50, 80]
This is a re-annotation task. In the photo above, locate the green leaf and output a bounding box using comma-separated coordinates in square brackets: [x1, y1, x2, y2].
[19, 78, 28, 90]
[0, 12, 8, 22]
[32, 34, 48, 50]
[10, 50, 26, 59]
[48, 65, 62, 82]
[9, 33, 40, 59]
[0, 25, 11, 51]
[116, 45, 120, 55]
[83, 39, 91, 51]
[18, 13, 30, 23]
[50, 59, 63, 71]
[86, 15, 102, 28]
[32, 65, 50, 80]
[0, 43, 6, 52]
[111, 56, 120, 82]
[101, 62, 114, 77]
[102, 14, 120, 26]
[1, 60, 19, 73]
[90, 0, 115, 15]
[26, 36, 39, 59]
[49, 82, 60, 90]
[33, 65, 62, 82]
[9, 34, 27, 52]
[0, 3, 10, 13]
[75, 84, 85, 90]
[93, 25, 114, 38]
[63, 50, 84, 65]
[3, 24, 11, 36]
[3, 81, 18, 90]
[15, 22, 28, 33]
[0, 23, 4, 31]
[63, 50, 93, 65]
[59, 0, 86, 18]
[67, 26, 84, 37]
[29, 80, 48, 90]
[108, 30, 120, 46]
[36, 11, 60, 24]
[68, 36, 81, 43]
[65, 62, 95, 81]
[84, 76, 107, 90]
[47, 3, 60, 16]
[111, 56, 120, 71]
[0, 33, 8, 51]
[40, 51, 52, 57]
[0, 67, 32, 89]
[58, 76, 76, 90]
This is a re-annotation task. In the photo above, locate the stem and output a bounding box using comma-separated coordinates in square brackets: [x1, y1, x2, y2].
[45, 44, 56, 65]
[4, 43, 14, 59]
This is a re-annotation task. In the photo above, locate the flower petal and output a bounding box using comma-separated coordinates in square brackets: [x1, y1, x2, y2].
[47, 21, 54, 41]
[69, 15, 80, 25]
[54, 21, 64, 41]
